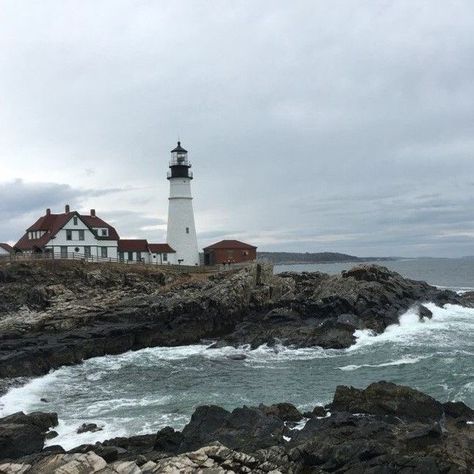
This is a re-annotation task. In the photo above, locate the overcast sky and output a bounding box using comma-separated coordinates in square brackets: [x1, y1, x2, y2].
[1, 1, 473, 257]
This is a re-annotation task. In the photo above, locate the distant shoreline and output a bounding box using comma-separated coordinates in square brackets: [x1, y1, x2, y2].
[257, 251, 400, 266]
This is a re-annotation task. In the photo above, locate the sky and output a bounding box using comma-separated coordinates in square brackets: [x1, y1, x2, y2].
[1, 0, 473, 257]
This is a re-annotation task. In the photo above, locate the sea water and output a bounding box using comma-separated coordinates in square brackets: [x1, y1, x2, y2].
[0, 260, 473, 449]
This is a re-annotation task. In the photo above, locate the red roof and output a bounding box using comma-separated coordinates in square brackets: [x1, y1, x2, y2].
[0, 243, 13, 253]
[15, 209, 120, 251]
[118, 239, 149, 252]
[148, 243, 176, 254]
[81, 215, 120, 241]
[203, 240, 257, 251]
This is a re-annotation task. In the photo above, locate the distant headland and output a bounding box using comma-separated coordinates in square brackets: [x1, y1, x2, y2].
[258, 251, 399, 265]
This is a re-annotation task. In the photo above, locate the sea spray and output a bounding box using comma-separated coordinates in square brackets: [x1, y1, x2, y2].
[0, 303, 473, 450]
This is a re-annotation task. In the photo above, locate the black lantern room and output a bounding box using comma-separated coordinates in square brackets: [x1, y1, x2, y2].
[168, 141, 193, 179]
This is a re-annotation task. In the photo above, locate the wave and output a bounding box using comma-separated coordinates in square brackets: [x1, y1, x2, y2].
[348, 303, 474, 351]
[338, 354, 430, 371]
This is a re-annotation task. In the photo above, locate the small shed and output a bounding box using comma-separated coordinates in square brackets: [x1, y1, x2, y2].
[203, 240, 257, 265]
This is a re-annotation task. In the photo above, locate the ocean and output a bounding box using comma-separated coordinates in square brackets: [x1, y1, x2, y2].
[0, 258, 473, 450]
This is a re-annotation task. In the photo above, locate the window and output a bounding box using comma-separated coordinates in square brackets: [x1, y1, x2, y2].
[73, 217, 78, 225]
[60, 246, 67, 258]
[74, 247, 80, 253]
[101, 229, 108, 237]
[78, 230, 85, 241]
[163, 253, 168, 262]
[66, 230, 72, 241]
[137, 251, 141, 261]
[128, 251, 133, 261]
[84, 246, 91, 258]
[101, 247, 108, 258]
[186, 227, 190, 234]
[119, 252, 124, 262]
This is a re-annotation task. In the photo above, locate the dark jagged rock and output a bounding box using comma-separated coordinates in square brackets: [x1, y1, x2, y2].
[443, 401, 474, 420]
[259, 402, 303, 422]
[331, 381, 444, 421]
[154, 427, 184, 453]
[179, 405, 285, 453]
[0, 261, 464, 377]
[76, 422, 102, 434]
[2, 383, 473, 473]
[0, 411, 58, 459]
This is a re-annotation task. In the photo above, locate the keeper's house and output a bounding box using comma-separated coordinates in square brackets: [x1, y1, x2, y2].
[203, 240, 257, 265]
[0, 243, 13, 257]
[118, 240, 176, 264]
[14, 205, 119, 260]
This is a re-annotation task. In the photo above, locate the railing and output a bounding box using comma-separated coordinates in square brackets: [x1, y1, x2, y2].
[169, 159, 192, 167]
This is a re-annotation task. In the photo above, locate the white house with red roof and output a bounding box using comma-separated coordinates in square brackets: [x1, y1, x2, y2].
[15, 205, 119, 260]
[14, 205, 178, 265]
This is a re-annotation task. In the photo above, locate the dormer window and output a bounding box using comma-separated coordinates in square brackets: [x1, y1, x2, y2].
[101, 229, 108, 237]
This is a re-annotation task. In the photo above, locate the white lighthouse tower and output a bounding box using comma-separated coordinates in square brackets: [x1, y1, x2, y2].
[166, 141, 200, 266]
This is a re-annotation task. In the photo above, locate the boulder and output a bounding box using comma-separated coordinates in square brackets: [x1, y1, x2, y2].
[0, 423, 45, 459]
[443, 401, 474, 420]
[332, 381, 444, 421]
[76, 422, 102, 434]
[154, 426, 184, 453]
[259, 402, 303, 422]
[0, 411, 58, 432]
[180, 405, 285, 453]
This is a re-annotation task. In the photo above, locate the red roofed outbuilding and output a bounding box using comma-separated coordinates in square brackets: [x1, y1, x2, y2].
[203, 240, 257, 265]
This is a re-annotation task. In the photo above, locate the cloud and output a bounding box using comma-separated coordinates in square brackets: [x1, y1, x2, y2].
[1, 1, 474, 256]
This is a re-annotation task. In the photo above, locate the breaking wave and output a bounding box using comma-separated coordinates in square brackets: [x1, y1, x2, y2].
[0, 303, 473, 450]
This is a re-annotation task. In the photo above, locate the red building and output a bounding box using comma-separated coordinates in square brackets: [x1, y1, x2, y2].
[203, 240, 257, 265]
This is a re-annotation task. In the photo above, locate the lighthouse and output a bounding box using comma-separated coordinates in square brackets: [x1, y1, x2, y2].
[166, 141, 200, 265]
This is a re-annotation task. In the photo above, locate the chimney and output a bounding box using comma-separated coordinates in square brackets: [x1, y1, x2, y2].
[90, 209, 96, 217]
[65, 204, 70, 213]
[46, 208, 51, 215]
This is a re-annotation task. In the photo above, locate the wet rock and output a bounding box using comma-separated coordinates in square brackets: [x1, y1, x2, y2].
[154, 426, 184, 453]
[443, 401, 474, 420]
[259, 402, 303, 422]
[77, 422, 103, 434]
[0, 411, 58, 432]
[0, 411, 58, 459]
[45, 430, 58, 440]
[0, 423, 45, 459]
[180, 405, 285, 453]
[332, 381, 444, 421]
[226, 353, 247, 360]
[310, 405, 327, 418]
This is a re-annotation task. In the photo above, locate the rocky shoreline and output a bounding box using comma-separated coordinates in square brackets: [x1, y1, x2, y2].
[0, 260, 470, 379]
[0, 381, 473, 472]
[1, 261, 474, 471]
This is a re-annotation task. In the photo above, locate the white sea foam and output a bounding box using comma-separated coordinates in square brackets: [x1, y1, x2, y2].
[348, 303, 474, 351]
[1, 303, 472, 450]
[338, 354, 430, 371]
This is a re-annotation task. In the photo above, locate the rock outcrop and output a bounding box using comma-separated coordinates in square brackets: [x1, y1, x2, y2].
[0, 260, 462, 379]
[0, 411, 58, 459]
[1, 382, 473, 473]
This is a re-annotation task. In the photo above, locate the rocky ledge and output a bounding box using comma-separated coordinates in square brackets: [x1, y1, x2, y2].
[0, 260, 468, 378]
[0, 382, 473, 473]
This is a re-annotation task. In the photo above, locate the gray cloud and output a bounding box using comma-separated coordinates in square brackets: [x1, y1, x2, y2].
[1, 1, 474, 256]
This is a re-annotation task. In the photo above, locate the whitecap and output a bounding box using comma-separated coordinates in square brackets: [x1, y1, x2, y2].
[338, 355, 430, 371]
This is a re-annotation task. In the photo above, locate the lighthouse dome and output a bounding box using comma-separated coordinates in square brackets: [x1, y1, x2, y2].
[171, 141, 187, 153]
